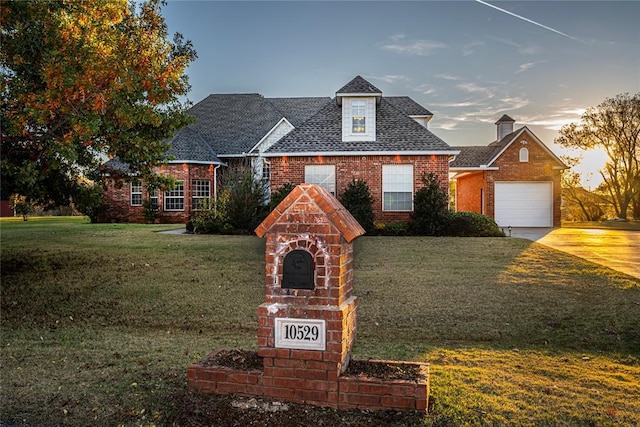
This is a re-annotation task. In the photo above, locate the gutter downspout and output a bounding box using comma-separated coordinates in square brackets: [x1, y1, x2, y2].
[214, 164, 221, 213]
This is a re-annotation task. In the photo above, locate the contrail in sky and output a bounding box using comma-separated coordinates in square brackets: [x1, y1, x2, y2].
[476, 0, 586, 43]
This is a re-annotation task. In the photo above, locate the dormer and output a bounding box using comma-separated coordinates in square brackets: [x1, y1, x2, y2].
[336, 76, 381, 142]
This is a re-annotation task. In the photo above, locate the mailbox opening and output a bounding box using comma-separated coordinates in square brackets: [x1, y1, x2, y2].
[282, 250, 315, 290]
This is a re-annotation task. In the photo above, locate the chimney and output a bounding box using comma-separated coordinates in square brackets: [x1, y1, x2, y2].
[495, 115, 515, 141]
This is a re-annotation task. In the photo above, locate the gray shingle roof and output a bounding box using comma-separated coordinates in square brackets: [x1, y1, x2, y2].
[450, 128, 517, 167]
[267, 97, 331, 127]
[185, 94, 329, 156]
[165, 127, 223, 164]
[336, 75, 382, 95]
[386, 96, 433, 116]
[265, 97, 452, 154]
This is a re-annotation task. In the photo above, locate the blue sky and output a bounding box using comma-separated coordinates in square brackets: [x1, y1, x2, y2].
[161, 1, 639, 183]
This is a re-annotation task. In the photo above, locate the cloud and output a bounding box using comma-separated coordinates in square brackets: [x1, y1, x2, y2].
[462, 40, 485, 56]
[516, 60, 546, 74]
[367, 74, 410, 84]
[488, 36, 540, 55]
[413, 83, 436, 95]
[523, 107, 586, 130]
[381, 38, 446, 56]
[434, 73, 462, 81]
[457, 82, 495, 98]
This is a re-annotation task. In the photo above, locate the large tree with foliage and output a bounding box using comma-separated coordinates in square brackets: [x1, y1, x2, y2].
[556, 93, 639, 220]
[1, 0, 196, 206]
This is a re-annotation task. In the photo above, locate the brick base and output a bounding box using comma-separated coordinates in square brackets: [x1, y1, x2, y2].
[188, 351, 429, 412]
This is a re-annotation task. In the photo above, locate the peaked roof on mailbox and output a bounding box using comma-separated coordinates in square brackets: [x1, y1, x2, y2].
[255, 183, 365, 243]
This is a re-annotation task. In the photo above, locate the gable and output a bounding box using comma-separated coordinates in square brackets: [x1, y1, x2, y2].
[264, 98, 455, 156]
[451, 127, 566, 170]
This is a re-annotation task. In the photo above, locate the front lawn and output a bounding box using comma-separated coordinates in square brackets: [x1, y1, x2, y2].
[1, 218, 638, 426]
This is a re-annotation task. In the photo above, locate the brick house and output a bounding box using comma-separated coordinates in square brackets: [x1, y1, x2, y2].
[100, 76, 459, 224]
[450, 115, 567, 227]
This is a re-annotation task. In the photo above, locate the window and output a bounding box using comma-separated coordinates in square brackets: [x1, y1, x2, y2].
[352, 100, 366, 133]
[164, 180, 184, 211]
[383, 165, 413, 211]
[130, 181, 142, 206]
[519, 147, 529, 162]
[192, 179, 210, 210]
[262, 160, 270, 182]
[149, 188, 158, 209]
[305, 165, 336, 195]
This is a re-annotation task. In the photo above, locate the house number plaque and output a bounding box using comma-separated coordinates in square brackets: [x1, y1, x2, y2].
[274, 318, 326, 351]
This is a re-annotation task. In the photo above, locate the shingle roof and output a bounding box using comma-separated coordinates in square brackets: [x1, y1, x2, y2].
[267, 97, 331, 127]
[336, 75, 382, 95]
[450, 129, 518, 167]
[165, 127, 223, 164]
[265, 97, 452, 154]
[495, 114, 515, 124]
[185, 94, 329, 156]
[386, 96, 433, 116]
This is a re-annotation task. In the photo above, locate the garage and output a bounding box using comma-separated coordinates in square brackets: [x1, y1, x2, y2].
[494, 182, 553, 227]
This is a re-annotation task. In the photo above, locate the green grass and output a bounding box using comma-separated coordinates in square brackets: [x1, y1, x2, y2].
[1, 217, 639, 426]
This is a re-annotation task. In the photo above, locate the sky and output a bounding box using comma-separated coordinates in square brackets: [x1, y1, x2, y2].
[161, 1, 640, 187]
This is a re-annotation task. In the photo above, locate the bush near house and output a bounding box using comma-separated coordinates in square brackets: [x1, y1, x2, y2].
[445, 211, 505, 237]
[411, 173, 449, 236]
[339, 179, 375, 233]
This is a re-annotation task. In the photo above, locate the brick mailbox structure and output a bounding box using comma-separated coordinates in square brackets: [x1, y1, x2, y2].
[188, 183, 429, 411]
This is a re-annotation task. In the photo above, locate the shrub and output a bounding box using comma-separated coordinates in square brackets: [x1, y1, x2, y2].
[411, 173, 449, 236]
[269, 182, 295, 211]
[190, 189, 235, 234]
[72, 184, 103, 223]
[445, 211, 505, 237]
[222, 168, 269, 233]
[142, 198, 160, 223]
[339, 179, 375, 233]
[9, 194, 35, 221]
[382, 222, 409, 236]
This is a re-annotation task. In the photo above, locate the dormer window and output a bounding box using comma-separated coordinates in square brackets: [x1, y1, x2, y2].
[519, 147, 529, 162]
[352, 100, 366, 133]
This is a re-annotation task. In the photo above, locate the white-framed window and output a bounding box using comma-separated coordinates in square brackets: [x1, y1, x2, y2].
[305, 165, 336, 195]
[192, 179, 210, 210]
[148, 188, 159, 211]
[352, 100, 366, 133]
[164, 180, 184, 211]
[519, 147, 529, 162]
[130, 181, 142, 206]
[383, 164, 414, 211]
[262, 160, 270, 182]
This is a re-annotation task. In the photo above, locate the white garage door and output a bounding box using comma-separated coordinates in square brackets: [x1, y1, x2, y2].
[494, 182, 552, 227]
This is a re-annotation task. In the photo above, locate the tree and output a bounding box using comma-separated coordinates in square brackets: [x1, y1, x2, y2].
[339, 179, 375, 233]
[1, 0, 197, 207]
[560, 156, 608, 221]
[556, 93, 640, 220]
[411, 172, 449, 236]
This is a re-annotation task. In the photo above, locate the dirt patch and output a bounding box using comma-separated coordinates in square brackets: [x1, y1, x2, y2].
[344, 359, 426, 381]
[200, 348, 264, 371]
[199, 349, 425, 382]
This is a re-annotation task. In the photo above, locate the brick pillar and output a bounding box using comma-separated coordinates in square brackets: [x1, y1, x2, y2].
[255, 184, 364, 407]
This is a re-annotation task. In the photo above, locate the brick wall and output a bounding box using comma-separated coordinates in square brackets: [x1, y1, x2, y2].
[455, 172, 486, 214]
[269, 154, 450, 223]
[100, 163, 218, 223]
[454, 134, 563, 226]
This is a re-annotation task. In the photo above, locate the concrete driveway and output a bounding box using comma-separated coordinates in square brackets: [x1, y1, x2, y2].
[510, 227, 640, 279]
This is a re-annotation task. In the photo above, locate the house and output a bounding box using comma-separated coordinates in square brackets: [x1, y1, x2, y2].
[100, 76, 459, 224]
[450, 115, 567, 227]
